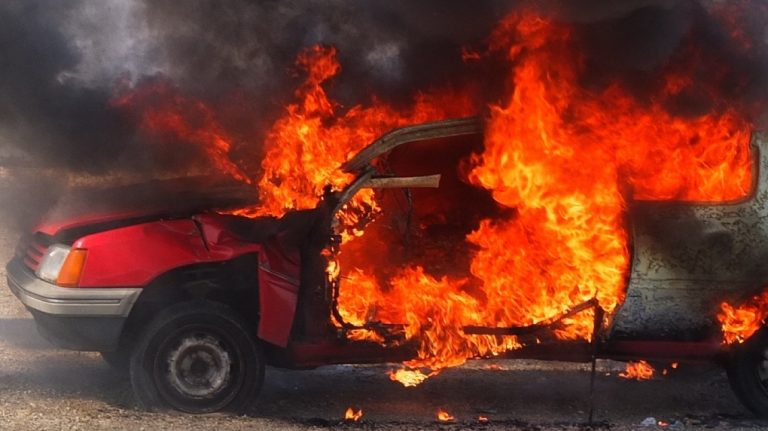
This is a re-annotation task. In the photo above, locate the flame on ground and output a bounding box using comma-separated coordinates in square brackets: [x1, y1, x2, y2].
[344, 407, 363, 422]
[437, 409, 455, 422]
[619, 360, 655, 380]
[388, 368, 434, 388]
[662, 362, 679, 376]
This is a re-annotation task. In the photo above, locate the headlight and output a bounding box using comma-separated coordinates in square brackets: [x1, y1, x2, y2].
[36, 244, 88, 287]
[36, 244, 71, 283]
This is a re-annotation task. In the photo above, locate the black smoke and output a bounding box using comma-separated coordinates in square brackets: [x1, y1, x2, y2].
[0, 0, 766, 173]
[0, 2, 133, 170]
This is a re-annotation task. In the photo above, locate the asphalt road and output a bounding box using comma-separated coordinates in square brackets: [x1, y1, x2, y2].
[0, 176, 766, 431]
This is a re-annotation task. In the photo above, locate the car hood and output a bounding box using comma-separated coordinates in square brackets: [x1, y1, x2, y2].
[34, 176, 259, 241]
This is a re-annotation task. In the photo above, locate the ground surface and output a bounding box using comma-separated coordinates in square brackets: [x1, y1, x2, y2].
[0, 177, 767, 430]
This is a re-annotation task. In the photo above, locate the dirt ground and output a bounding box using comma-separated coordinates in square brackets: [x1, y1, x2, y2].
[1, 177, 767, 431]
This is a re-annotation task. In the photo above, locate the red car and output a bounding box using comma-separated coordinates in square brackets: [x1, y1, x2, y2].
[7, 118, 768, 416]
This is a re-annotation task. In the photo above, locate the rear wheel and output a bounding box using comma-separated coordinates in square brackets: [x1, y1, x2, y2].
[129, 300, 264, 413]
[726, 328, 768, 418]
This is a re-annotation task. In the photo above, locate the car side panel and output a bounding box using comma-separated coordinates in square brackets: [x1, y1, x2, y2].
[611, 134, 768, 340]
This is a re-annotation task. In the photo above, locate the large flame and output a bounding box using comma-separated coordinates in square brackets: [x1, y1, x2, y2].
[116, 8, 756, 387]
[464, 11, 751, 341]
[240, 45, 477, 218]
[334, 11, 752, 384]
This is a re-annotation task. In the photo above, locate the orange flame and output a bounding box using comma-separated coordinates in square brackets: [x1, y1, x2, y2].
[336, 10, 752, 386]
[718, 291, 768, 343]
[344, 407, 363, 422]
[388, 368, 433, 388]
[619, 360, 655, 380]
[241, 45, 476, 218]
[663, 361, 680, 376]
[437, 409, 455, 422]
[111, 80, 252, 184]
[116, 7, 758, 389]
[465, 10, 751, 342]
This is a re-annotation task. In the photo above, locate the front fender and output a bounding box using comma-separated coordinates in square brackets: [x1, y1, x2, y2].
[75, 219, 211, 287]
[76, 216, 301, 348]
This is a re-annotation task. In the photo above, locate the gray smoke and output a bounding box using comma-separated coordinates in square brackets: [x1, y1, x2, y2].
[0, 0, 512, 172]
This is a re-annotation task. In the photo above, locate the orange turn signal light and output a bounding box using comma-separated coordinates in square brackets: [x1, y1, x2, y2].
[56, 249, 88, 287]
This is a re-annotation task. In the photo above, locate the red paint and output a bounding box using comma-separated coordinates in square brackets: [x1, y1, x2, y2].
[62, 213, 299, 347]
[193, 214, 300, 345]
[194, 214, 262, 259]
[74, 219, 210, 287]
[257, 238, 301, 346]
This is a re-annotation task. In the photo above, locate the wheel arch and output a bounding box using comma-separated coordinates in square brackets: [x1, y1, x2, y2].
[118, 253, 261, 349]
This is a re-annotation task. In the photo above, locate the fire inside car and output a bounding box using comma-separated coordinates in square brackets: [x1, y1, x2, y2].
[115, 8, 755, 379]
[7, 1, 768, 421]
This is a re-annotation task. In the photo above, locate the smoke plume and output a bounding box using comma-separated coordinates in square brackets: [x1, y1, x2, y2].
[0, 0, 766, 173]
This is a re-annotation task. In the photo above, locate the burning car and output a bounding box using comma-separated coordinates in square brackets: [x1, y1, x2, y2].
[5, 116, 768, 416]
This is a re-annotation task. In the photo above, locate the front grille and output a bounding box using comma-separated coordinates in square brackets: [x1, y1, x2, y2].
[18, 233, 53, 272]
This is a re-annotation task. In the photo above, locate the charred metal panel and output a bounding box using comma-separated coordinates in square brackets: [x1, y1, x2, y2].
[610, 132, 768, 340]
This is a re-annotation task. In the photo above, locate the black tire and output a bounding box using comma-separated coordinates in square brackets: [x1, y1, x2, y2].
[129, 300, 264, 413]
[726, 328, 768, 418]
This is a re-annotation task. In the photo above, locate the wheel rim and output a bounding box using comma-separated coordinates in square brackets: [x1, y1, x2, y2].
[153, 324, 244, 411]
[166, 334, 232, 398]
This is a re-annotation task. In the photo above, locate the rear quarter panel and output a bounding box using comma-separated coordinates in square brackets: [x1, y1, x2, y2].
[610, 133, 768, 340]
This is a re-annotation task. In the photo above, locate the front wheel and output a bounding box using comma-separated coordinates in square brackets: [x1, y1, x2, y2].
[726, 328, 768, 418]
[129, 300, 264, 413]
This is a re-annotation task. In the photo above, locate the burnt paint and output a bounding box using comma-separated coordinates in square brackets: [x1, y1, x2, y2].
[610, 132, 768, 340]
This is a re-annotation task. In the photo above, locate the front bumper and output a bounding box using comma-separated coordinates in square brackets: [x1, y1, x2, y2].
[6, 258, 142, 350]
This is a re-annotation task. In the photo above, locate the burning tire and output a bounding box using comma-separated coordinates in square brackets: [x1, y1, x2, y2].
[726, 328, 768, 418]
[129, 300, 264, 413]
